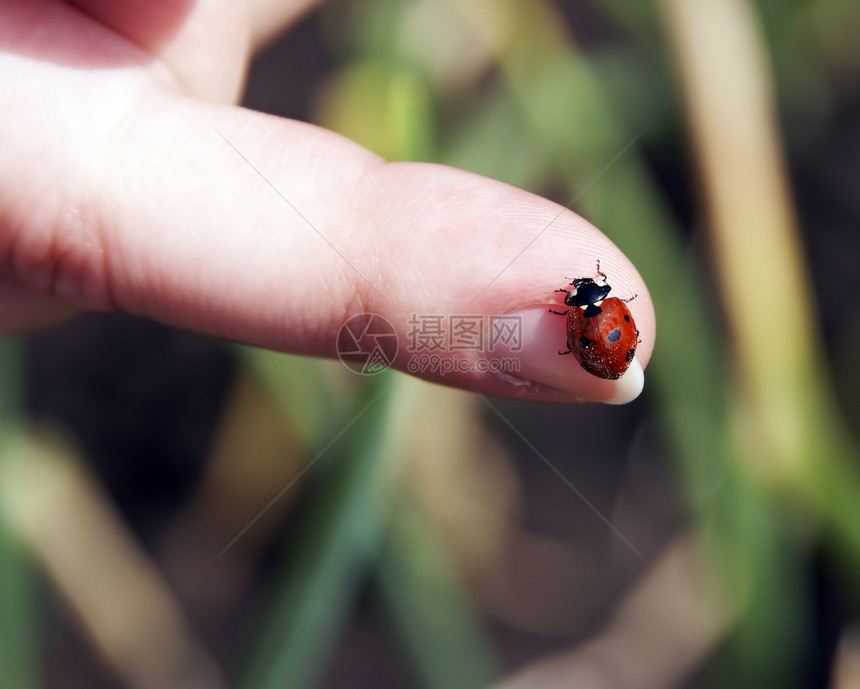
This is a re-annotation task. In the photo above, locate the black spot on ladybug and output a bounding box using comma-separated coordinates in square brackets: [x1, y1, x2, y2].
[624, 314, 631, 322]
[626, 348, 635, 361]
[578, 336, 592, 350]
[607, 328, 621, 342]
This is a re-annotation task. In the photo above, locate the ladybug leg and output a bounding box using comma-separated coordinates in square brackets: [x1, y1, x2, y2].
[622, 293, 638, 303]
[558, 348, 572, 356]
[595, 259, 607, 282]
[551, 289, 571, 317]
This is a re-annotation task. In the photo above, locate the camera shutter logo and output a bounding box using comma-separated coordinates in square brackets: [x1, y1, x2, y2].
[336, 314, 398, 375]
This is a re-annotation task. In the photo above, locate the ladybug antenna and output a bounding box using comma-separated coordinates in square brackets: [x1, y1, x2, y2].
[595, 259, 607, 282]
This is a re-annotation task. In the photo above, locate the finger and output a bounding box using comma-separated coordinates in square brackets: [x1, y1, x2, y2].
[67, 0, 325, 101]
[0, 275, 77, 334]
[3, 94, 654, 403]
[67, 0, 251, 102]
[245, 0, 322, 49]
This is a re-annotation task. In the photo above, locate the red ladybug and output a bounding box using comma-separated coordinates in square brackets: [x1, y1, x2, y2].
[550, 262, 639, 380]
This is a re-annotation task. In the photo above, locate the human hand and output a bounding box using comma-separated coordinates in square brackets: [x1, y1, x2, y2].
[0, 0, 654, 403]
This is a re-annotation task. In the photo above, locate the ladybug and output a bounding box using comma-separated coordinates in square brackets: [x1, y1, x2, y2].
[549, 261, 639, 380]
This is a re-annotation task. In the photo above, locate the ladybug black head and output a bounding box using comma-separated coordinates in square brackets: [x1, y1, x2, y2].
[564, 278, 611, 308]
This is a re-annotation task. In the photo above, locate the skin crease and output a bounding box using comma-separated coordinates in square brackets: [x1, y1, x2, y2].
[0, 0, 655, 403]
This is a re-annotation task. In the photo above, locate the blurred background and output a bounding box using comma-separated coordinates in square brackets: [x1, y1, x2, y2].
[2, 0, 860, 687]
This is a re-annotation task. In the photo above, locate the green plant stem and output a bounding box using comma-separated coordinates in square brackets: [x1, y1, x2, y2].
[376, 500, 501, 689]
[0, 339, 38, 689]
[237, 372, 398, 689]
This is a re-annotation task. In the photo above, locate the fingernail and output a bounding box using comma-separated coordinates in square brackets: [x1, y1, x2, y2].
[603, 358, 644, 405]
[492, 308, 645, 404]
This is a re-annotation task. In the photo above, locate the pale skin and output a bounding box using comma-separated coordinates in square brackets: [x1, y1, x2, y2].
[0, 0, 655, 403]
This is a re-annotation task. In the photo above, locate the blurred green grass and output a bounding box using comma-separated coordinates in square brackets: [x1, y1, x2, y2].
[0, 340, 39, 689]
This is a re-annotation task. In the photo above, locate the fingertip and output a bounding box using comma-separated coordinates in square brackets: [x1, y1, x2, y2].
[483, 307, 647, 404]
